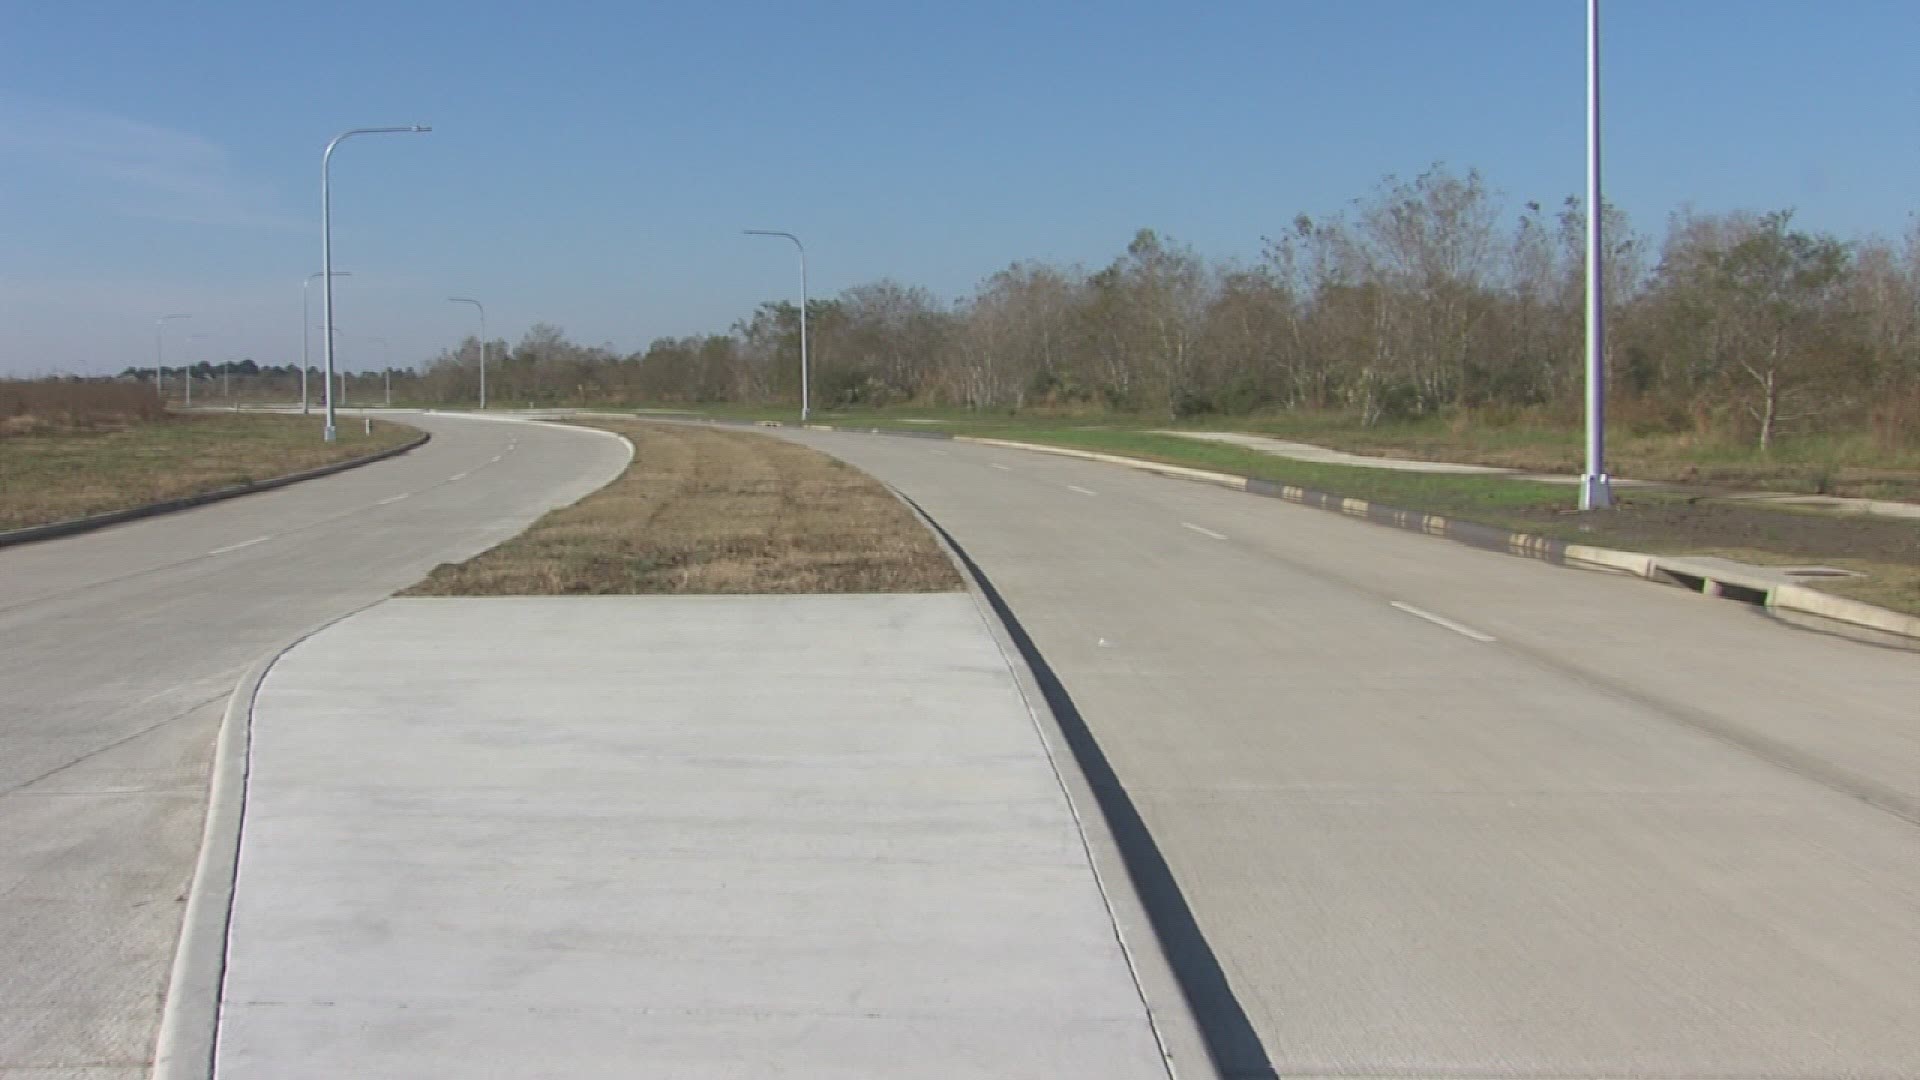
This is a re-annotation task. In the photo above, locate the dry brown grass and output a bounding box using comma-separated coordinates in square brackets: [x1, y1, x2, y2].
[0, 379, 167, 435]
[405, 420, 963, 595]
[0, 412, 418, 531]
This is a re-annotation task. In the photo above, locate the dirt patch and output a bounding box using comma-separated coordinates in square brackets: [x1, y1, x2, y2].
[405, 421, 962, 595]
[1509, 498, 1920, 565]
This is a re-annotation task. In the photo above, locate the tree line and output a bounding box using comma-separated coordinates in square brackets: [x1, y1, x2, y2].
[210, 163, 1920, 450]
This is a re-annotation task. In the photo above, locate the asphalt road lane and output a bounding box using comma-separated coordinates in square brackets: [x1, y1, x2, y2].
[0, 413, 628, 1079]
[781, 427, 1920, 1080]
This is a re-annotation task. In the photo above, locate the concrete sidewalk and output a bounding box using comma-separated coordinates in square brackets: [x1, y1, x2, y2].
[209, 594, 1170, 1079]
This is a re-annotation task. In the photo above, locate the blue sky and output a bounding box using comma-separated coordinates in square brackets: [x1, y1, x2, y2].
[2, 1, 1916, 376]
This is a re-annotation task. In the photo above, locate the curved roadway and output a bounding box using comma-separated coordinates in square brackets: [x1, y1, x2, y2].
[780, 426, 1920, 1080]
[8, 412, 1918, 1079]
[0, 414, 628, 1079]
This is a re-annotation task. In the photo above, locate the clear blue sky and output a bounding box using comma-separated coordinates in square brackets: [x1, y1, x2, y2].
[2, 1, 1915, 376]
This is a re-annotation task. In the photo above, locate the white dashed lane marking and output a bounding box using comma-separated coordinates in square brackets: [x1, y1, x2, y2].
[207, 536, 271, 556]
[1390, 601, 1497, 643]
[1181, 522, 1228, 541]
[1067, 485, 1097, 497]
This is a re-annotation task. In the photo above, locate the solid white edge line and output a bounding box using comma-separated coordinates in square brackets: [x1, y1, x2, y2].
[1067, 485, 1098, 496]
[1390, 601, 1497, 643]
[207, 536, 271, 556]
[1180, 522, 1228, 541]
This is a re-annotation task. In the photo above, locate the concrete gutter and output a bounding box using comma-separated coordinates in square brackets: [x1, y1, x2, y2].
[0, 430, 430, 550]
[889, 487, 1216, 1079]
[148, 642, 280, 1080]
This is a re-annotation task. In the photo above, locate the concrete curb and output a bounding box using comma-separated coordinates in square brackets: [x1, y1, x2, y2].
[749, 420, 1919, 651]
[888, 488, 1214, 1080]
[959, 437, 1250, 490]
[0, 429, 430, 550]
[148, 643, 283, 1080]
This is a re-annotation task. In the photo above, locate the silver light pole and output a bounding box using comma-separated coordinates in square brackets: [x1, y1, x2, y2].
[744, 230, 809, 423]
[154, 314, 190, 395]
[322, 125, 430, 441]
[448, 298, 487, 409]
[302, 271, 351, 415]
[1580, 0, 1613, 509]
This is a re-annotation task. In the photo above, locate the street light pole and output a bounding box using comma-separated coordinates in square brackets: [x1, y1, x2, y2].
[1581, 0, 1613, 510]
[322, 125, 430, 441]
[303, 271, 351, 415]
[744, 230, 809, 423]
[448, 298, 487, 409]
[154, 314, 190, 396]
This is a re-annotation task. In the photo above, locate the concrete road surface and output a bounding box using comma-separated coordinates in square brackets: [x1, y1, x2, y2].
[0, 414, 627, 1079]
[778, 427, 1920, 1080]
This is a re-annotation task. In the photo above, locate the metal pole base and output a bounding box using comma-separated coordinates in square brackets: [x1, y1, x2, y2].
[323, 424, 337, 443]
[1579, 473, 1613, 510]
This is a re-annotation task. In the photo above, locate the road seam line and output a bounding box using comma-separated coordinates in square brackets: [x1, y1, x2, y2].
[207, 536, 271, 556]
[1180, 522, 1228, 541]
[1391, 601, 1497, 642]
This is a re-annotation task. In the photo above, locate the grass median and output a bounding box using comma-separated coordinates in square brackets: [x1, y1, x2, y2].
[404, 419, 962, 595]
[0, 411, 418, 531]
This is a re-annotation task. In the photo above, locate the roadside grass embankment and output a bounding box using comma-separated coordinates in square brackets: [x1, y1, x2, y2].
[404, 419, 962, 595]
[0, 406, 416, 531]
[678, 405, 1920, 616]
[1, 379, 167, 432]
[1218, 410, 1920, 503]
